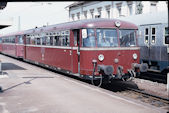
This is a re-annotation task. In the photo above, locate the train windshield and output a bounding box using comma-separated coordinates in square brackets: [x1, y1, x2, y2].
[119, 30, 136, 47]
[96, 29, 118, 47]
[82, 29, 96, 47]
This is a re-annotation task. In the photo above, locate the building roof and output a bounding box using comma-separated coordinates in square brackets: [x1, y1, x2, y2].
[65, 1, 85, 9]
[118, 11, 168, 26]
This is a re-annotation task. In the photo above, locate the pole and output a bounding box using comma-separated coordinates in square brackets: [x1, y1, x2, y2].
[18, 16, 20, 31]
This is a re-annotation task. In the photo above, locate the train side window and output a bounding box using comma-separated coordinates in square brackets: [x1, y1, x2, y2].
[165, 27, 169, 44]
[13, 37, 15, 43]
[46, 36, 50, 46]
[49, 36, 54, 45]
[26, 37, 31, 44]
[54, 36, 60, 46]
[145, 28, 149, 44]
[0, 38, 2, 43]
[36, 38, 41, 45]
[62, 35, 70, 46]
[42, 36, 47, 45]
[74, 31, 77, 46]
[151, 27, 156, 44]
[66, 35, 70, 46]
[30, 36, 35, 45]
[18, 36, 23, 44]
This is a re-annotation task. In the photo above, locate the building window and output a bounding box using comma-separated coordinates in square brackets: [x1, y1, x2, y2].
[151, 27, 156, 44]
[77, 12, 80, 20]
[90, 9, 94, 19]
[127, 2, 133, 16]
[150, 2, 157, 13]
[71, 14, 75, 21]
[83, 11, 87, 19]
[96, 7, 102, 18]
[136, 1, 143, 14]
[145, 28, 149, 44]
[116, 3, 122, 17]
[105, 5, 111, 18]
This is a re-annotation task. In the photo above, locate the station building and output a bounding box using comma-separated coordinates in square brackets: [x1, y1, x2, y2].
[66, 1, 168, 25]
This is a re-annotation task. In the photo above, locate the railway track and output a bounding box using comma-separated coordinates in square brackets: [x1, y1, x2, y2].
[102, 81, 169, 111]
[138, 72, 167, 84]
[124, 87, 169, 108]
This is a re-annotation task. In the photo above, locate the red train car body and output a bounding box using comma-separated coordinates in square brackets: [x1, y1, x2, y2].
[0, 19, 148, 85]
[0, 31, 24, 58]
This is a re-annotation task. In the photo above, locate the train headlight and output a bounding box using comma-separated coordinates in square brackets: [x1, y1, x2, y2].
[133, 53, 137, 60]
[98, 54, 104, 61]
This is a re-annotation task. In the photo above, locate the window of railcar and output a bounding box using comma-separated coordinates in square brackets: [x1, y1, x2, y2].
[9, 37, 11, 43]
[164, 27, 169, 44]
[5, 38, 7, 43]
[144, 28, 149, 44]
[54, 36, 60, 46]
[151, 27, 156, 44]
[12, 37, 15, 43]
[7, 38, 9, 43]
[64, 31, 70, 46]
[46, 37, 49, 45]
[62, 35, 70, 46]
[49, 36, 54, 45]
[30, 36, 35, 45]
[119, 29, 136, 47]
[18, 36, 23, 44]
[36, 38, 41, 45]
[82, 29, 96, 47]
[42, 36, 47, 45]
[96, 29, 118, 47]
[0, 38, 2, 43]
[74, 30, 77, 46]
[26, 36, 31, 44]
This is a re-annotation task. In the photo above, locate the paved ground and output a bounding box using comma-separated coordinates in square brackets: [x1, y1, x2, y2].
[0, 54, 167, 113]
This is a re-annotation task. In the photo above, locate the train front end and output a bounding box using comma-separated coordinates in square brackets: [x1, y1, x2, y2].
[79, 19, 148, 83]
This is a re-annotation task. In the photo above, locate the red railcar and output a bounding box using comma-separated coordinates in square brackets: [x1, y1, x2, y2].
[0, 31, 25, 58]
[0, 19, 148, 85]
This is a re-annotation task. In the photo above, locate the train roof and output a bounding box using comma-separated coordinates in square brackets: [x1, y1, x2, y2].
[0, 18, 138, 37]
[45, 18, 138, 31]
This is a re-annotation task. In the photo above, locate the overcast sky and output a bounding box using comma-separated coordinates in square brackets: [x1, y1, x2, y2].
[0, 2, 74, 34]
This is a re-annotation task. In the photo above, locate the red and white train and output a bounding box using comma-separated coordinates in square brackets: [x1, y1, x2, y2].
[0, 18, 148, 85]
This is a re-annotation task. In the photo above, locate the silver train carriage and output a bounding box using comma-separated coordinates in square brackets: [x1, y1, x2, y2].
[138, 23, 169, 74]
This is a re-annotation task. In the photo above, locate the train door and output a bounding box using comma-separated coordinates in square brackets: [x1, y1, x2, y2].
[72, 29, 81, 75]
[144, 25, 159, 70]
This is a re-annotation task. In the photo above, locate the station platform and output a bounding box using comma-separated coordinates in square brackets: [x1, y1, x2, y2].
[0, 54, 167, 113]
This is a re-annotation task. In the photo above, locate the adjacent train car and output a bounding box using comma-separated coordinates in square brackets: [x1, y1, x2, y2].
[0, 19, 148, 85]
[138, 23, 169, 74]
[0, 31, 25, 58]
